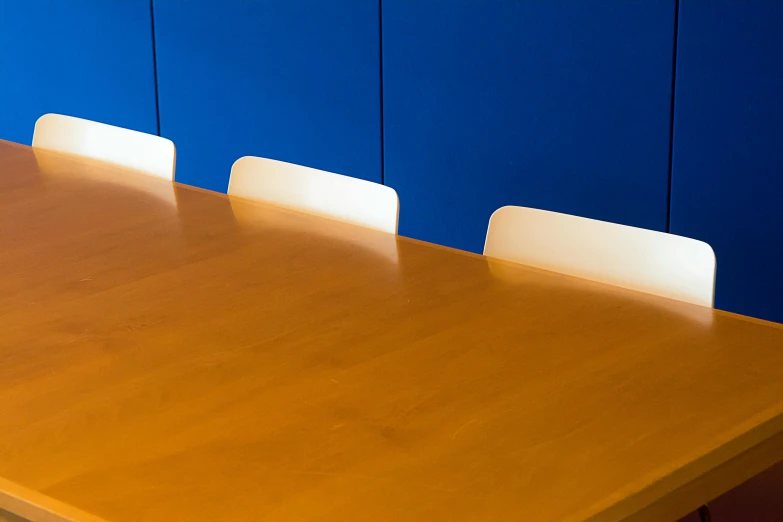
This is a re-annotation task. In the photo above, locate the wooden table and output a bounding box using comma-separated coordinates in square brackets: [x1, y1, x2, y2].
[1, 140, 783, 522]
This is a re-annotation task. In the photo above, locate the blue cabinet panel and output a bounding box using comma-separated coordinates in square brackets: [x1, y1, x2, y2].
[153, 1, 381, 192]
[383, 1, 676, 253]
[0, 1, 157, 144]
[671, 1, 783, 322]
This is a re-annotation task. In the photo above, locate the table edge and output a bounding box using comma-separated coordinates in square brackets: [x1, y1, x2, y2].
[0, 478, 107, 522]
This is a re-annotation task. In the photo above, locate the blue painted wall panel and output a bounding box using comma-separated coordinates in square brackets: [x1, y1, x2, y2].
[0, 1, 157, 144]
[383, 0, 676, 253]
[671, 1, 783, 322]
[153, 1, 381, 192]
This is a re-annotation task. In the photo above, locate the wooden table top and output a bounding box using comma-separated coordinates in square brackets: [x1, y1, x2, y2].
[1, 140, 783, 522]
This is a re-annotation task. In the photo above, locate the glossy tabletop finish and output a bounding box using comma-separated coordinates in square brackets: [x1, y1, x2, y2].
[1, 140, 783, 522]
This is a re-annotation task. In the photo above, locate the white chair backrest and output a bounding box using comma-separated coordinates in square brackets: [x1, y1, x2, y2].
[32, 114, 175, 181]
[484, 206, 716, 307]
[228, 156, 399, 234]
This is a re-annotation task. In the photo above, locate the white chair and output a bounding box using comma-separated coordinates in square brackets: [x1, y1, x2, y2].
[484, 206, 716, 307]
[228, 156, 399, 234]
[32, 114, 176, 181]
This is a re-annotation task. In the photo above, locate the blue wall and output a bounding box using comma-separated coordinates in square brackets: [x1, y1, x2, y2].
[0, 1, 157, 143]
[671, 1, 783, 323]
[383, 0, 676, 253]
[152, 0, 382, 192]
[1, 2, 782, 323]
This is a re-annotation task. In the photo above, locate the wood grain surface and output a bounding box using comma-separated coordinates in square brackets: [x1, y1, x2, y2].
[1, 140, 782, 521]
